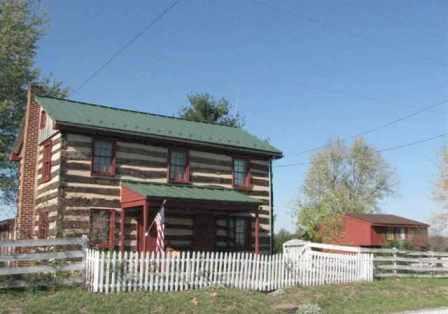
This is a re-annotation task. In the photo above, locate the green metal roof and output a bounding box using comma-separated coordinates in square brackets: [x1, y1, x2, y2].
[122, 181, 261, 205]
[35, 96, 282, 157]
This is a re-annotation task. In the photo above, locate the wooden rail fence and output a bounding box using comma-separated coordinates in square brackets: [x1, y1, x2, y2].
[284, 241, 448, 278]
[0, 237, 88, 288]
[367, 248, 448, 278]
[85, 248, 373, 293]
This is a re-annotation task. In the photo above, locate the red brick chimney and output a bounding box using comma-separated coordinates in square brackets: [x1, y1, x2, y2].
[14, 85, 42, 240]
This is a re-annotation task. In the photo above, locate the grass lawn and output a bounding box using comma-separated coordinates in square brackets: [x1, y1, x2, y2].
[0, 278, 447, 314]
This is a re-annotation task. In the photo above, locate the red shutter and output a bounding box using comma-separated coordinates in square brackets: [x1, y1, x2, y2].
[184, 157, 191, 183]
[245, 217, 252, 251]
[245, 168, 252, 188]
[110, 141, 116, 176]
[40, 111, 47, 129]
[109, 211, 116, 249]
[39, 211, 49, 239]
[42, 140, 52, 182]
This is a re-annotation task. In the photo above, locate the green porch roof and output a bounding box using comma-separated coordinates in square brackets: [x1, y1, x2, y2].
[35, 96, 282, 157]
[122, 182, 261, 205]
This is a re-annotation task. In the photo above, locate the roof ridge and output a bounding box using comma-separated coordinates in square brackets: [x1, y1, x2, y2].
[36, 95, 242, 129]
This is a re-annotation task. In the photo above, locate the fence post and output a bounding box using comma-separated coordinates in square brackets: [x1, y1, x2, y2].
[430, 251, 435, 278]
[80, 235, 89, 288]
[392, 247, 398, 277]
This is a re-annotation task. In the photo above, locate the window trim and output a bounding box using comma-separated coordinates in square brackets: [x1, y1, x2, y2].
[42, 140, 52, 183]
[232, 157, 252, 190]
[40, 110, 47, 130]
[90, 208, 116, 249]
[168, 148, 190, 184]
[91, 139, 116, 177]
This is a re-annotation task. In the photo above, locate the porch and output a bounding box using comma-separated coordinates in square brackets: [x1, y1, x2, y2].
[119, 182, 262, 254]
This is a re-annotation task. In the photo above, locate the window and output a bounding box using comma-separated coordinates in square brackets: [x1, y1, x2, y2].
[90, 209, 115, 249]
[399, 227, 406, 240]
[38, 211, 49, 239]
[227, 217, 249, 250]
[233, 159, 251, 188]
[42, 140, 52, 182]
[92, 140, 115, 176]
[169, 149, 189, 183]
[40, 111, 47, 129]
[386, 227, 394, 241]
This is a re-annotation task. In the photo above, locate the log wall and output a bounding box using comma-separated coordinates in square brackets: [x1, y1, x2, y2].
[55, 132, 273, 253]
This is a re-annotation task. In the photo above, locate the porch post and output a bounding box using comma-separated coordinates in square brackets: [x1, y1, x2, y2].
[143, 199, 149, 252]
[255, 208, 260, 254]
[120, 208, 125, 253]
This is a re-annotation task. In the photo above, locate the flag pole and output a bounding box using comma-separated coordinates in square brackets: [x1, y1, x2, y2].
[145, 199, 167, 236]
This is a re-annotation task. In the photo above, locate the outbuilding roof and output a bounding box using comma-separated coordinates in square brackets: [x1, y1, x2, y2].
[122, 181, 261, 205]
[346, 213, 428, 227]
[35, 96, 282, 157]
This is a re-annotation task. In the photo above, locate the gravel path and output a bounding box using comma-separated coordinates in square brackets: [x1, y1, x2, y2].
[397, 308, 448, 314]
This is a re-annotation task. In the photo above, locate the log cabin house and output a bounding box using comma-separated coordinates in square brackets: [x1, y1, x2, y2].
[9, 86, 283, 254]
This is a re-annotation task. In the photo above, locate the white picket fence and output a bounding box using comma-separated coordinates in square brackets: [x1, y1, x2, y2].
[85, 248, 373, 293]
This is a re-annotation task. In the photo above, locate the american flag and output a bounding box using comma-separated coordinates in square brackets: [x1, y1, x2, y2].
[154, 201, 166, 253]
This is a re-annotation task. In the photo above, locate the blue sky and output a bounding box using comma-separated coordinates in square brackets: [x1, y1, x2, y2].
[30, 0, 447, 231]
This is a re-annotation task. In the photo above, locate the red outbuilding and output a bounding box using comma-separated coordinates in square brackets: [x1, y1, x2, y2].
[334, 213, 429, 249]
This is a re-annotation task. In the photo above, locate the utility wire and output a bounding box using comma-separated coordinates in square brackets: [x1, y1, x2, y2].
[275, 132, 448, 169]
[294, 99, 448, 156]
[253, 0, 448, 156]
[73, 0, 183, 94]
[253, 0, 448, 68]
[377, 132, 447, 153]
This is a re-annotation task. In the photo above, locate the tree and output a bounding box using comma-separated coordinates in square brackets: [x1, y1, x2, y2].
[273, 229, 296, 253]
[297, 137, 395, 241]
[0, 0, 68, 217]
[178, 93, 244, 127]
[432, 146, 448, 235]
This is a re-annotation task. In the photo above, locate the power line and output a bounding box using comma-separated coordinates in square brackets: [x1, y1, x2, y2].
[253, 0, 448, 69]
[294, 99, 448, 156]
[275, 161, 308, 168]
[73, 0, 183, 94]
[253, 0, 448, 156]
[377, 132, 447, 153]
[275, 132, 448, 169]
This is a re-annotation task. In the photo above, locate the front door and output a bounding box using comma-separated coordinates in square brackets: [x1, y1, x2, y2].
[193, 214, 216, 251]
[137, 207, 157, 252]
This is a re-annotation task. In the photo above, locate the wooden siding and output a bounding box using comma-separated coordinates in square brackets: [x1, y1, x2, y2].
[34, 132, 62, 238]
[57, 132, 273, 252]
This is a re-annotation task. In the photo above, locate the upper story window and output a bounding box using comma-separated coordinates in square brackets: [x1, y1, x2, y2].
[40, 111, 47, 129]
[42, 140, 52, 182]
[169, 149, 190, 183]
[92, 140, 115, 176]
[233, 158, 251, 188]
